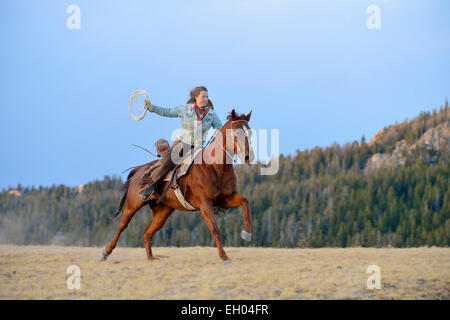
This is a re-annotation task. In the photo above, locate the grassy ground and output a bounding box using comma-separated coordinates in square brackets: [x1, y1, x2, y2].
[0, 245, 448, 300]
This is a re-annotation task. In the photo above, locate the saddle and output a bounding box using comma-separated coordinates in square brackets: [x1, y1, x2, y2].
[160, 146, 203, 210]
[142, 139, 203, 210]
[142, 139, 227, 214]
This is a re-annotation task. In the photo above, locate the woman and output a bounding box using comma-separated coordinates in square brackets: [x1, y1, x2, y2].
[139, 86, 223, 201]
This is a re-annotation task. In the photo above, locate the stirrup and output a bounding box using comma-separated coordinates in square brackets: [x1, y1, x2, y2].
[138, 192, 149, 201]
[139, 191, 160, 202]
[139, 185, 155, 201]
[139, 180, 163, 202]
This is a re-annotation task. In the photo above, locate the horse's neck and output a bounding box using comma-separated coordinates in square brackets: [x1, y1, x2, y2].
[189, 131, 236, 195]
[204, 129, 234, 169]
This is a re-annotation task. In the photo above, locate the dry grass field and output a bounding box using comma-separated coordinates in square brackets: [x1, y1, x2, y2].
[0, 245, 448, 300]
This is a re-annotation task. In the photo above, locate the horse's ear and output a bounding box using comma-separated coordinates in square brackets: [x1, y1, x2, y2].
[245, 110, 252, 122]
[231, 109, 237, 120]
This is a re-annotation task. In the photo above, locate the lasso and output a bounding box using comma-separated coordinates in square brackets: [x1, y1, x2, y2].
[128, 89, 150, 121]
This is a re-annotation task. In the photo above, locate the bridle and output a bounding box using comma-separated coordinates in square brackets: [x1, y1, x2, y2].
[213, 119, 250, 164]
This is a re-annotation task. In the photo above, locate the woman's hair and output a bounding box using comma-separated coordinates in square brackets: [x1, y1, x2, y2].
[186, 86, 214, 109]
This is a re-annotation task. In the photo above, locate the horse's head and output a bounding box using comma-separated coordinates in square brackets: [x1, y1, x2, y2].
[224, 109, 255, 164]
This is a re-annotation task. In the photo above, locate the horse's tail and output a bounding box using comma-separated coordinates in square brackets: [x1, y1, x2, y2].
[111, 168, 138, 218]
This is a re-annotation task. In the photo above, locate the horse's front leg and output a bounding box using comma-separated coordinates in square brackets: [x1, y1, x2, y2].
[199, 200, 229, 261]
[219, 192, 252, 242]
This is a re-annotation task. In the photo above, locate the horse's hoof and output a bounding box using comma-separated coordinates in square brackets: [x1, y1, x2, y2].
[241, 230, 252, 242]
[148, 256, 160, 261]
[223, 259, 232, 265]
[100, 250, 109, 261]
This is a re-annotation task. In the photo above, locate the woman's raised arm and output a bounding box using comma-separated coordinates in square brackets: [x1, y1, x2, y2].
[146, 102, 184, 118]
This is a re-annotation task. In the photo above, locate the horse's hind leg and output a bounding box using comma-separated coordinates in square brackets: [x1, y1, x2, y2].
[143, 204, 174, 260]
[102, 204, 142, 260]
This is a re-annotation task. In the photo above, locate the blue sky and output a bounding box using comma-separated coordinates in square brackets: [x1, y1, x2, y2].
[1, 0, 449, 190]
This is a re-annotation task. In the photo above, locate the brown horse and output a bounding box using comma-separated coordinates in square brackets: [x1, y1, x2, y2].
[102, 109, 254, 262]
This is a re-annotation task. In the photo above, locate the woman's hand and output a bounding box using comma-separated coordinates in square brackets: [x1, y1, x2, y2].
[145, 99, 151, 110]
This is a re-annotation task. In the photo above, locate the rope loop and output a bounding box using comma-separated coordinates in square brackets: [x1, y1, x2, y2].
[129, 89, 150, 121]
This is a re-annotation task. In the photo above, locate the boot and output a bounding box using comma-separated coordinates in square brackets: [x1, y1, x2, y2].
[139, 146, 177, 202]
[138, 180, 161, 201]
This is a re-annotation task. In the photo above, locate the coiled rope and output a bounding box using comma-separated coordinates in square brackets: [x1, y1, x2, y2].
[128, 89, 150, 121]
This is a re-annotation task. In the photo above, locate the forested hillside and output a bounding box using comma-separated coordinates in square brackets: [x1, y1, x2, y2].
[1, 103, 449, 248]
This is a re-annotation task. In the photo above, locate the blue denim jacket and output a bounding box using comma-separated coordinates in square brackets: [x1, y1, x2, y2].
[149, 103, 223, 146]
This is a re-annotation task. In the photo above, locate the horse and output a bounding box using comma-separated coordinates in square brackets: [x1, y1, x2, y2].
[102, 109, 254, 262]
